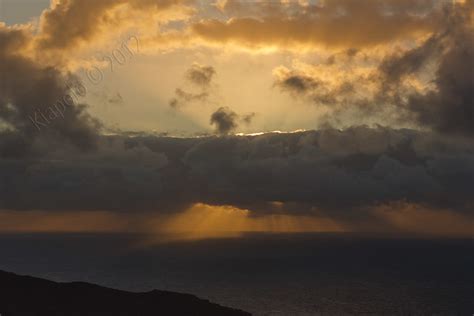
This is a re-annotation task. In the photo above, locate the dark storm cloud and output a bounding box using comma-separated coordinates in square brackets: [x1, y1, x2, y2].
[0, 25, 100, 156]
[378, 0, 474, 136]
[2, 127, 474, 222]
[210, 107, 238, 135]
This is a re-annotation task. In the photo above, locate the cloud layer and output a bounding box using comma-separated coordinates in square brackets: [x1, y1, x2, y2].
[1, 127, 473, 229]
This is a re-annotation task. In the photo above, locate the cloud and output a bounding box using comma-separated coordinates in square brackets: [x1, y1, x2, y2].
[25, 0, 445, 58]
[274, 70, 322, 96]
[241, 112, 256, 125]
[0, 24, 100, 155]
[192, 0, 442, 50]
[208, 107, 255, 134]
[0, 136, 169, 212]
[185, 63, 216, 87]
[2, 126, 474, 228]
[37, 0, 194, 52]
[169, 89, 209, 108]
[272, 62, 377, 123]
[210, 107, 238, 135]
[169, 63, 215, 108]
[271, 1, 473, 134]
[379, 0, 474, 136]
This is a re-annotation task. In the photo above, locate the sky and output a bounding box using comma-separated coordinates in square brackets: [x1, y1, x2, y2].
[0, 0, 473, 240]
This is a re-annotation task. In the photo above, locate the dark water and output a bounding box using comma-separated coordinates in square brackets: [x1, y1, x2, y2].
[0, 233, 473, 315]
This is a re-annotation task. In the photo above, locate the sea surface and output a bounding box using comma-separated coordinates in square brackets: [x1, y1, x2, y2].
[0, 233, 472, 315]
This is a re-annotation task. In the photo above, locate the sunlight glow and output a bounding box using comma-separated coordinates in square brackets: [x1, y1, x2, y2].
[149, 203, 345, 242]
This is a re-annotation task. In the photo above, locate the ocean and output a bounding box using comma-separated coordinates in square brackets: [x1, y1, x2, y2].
[0, 233, 472, 315]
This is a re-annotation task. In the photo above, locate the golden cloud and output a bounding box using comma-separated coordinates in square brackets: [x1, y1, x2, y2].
[37, 0, 194, 52]
[192, 0, 442, 50]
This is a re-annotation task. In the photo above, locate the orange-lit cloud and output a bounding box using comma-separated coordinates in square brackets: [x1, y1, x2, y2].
[15, 0, 452, 61]
[192, 0, 442, 50]
[38, 0, 194, 52]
